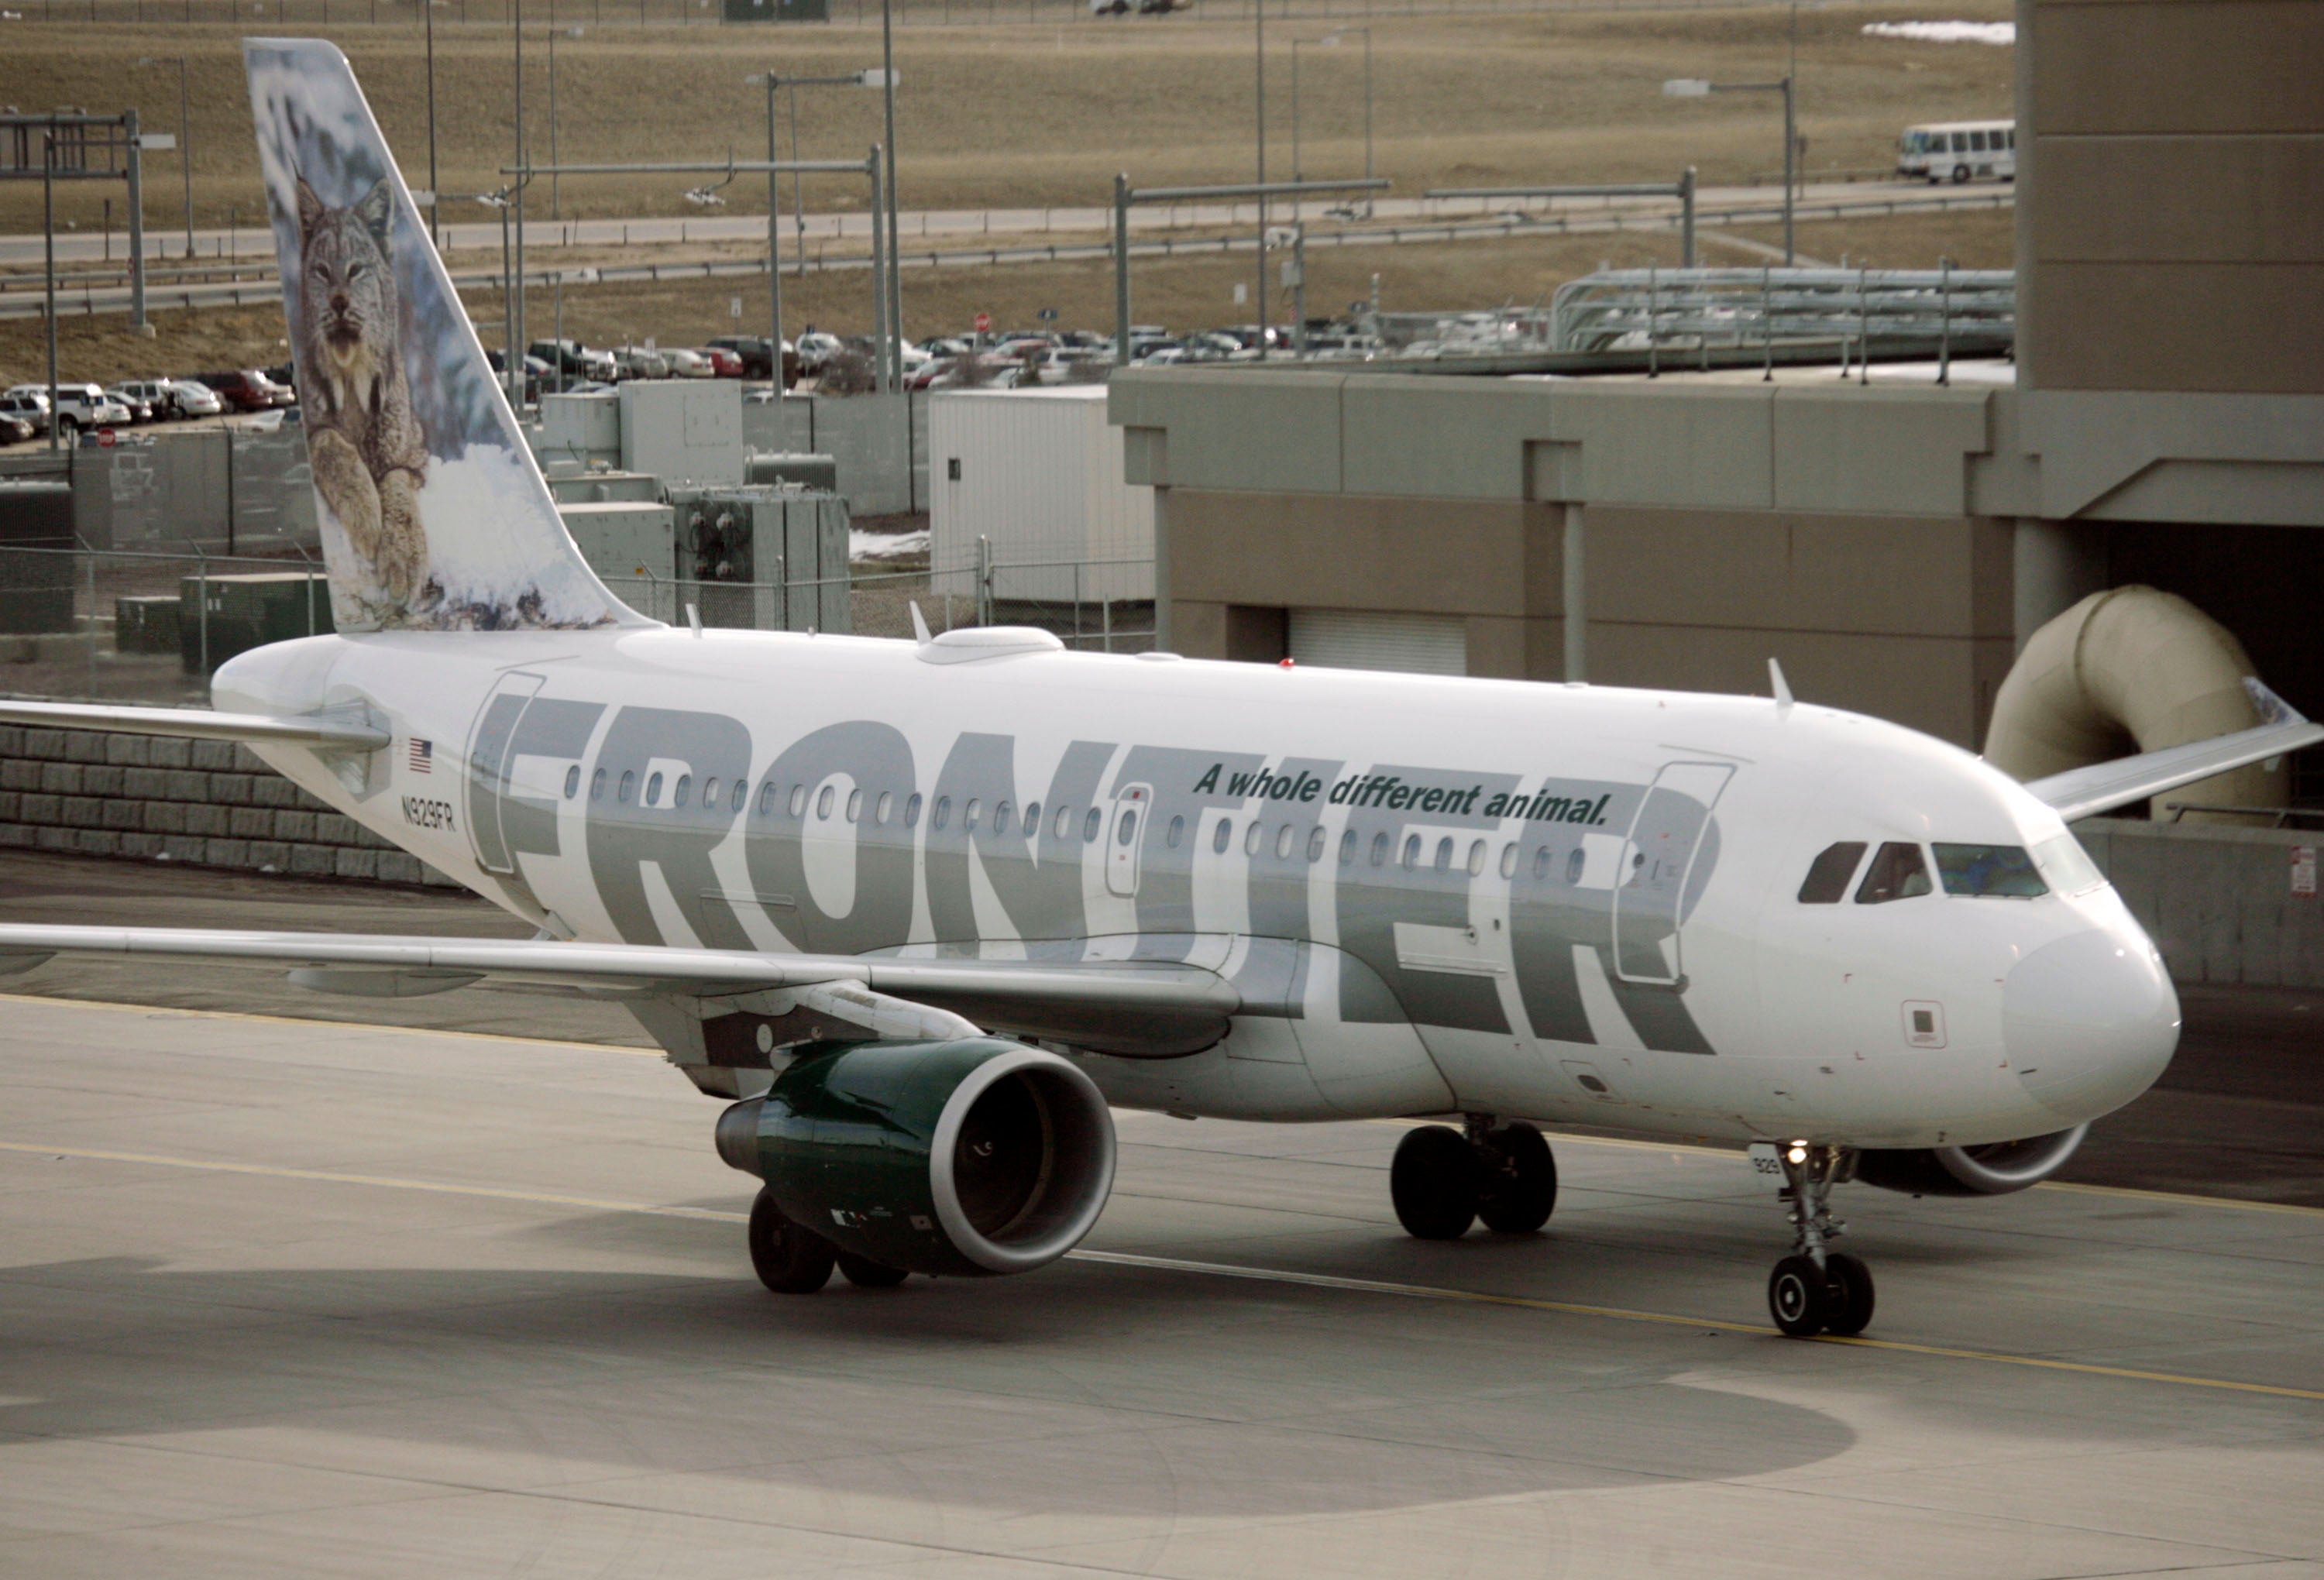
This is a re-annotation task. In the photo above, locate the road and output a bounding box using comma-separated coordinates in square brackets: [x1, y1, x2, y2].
[0, 184, 2013, 322]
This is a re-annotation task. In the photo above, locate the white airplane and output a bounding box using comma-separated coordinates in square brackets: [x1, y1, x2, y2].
[3, 41, 2315, 1338]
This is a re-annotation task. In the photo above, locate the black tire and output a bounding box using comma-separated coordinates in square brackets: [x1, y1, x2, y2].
[1391, 1125, 1479, 1240]
[1951, 164, 1972, 184]
[748, 1187, 835, 1293]
[1768, 1254, 1830, 1338]
[1823, 1252, 1875, 1338]
[1476, 1122, 1558, 1235]
[834, 1249, 909, 1289]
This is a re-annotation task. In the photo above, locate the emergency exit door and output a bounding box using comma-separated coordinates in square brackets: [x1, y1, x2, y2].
[1611, 761, 1734, 986]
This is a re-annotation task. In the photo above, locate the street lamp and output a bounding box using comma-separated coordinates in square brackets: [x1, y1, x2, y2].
[746, 67, 894, 392]
[1291, 30, 1372, 192]
[136, 57, 194, 260]
[548, 22, 585, 222]
[1664, 74, 1796, 264]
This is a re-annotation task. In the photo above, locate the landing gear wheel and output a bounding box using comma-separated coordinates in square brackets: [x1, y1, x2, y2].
[834, 1249, 909, 1289]
[1768, 1254, 1830, 1338]
[1391, 1125, 1479, 1239]
[1476, 1122, 1558, 1234]
[1822, 1252, 1875, 1337]
[748, 1187, 835, 1293]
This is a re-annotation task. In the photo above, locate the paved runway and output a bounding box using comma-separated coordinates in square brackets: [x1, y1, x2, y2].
[5, 991, 2322, 1577]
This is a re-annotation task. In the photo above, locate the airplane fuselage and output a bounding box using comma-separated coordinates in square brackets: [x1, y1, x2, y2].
[217, 625, 2178, 1149]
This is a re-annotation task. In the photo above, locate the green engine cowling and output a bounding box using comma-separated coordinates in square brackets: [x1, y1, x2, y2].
[715, 1038, 1117, 1278]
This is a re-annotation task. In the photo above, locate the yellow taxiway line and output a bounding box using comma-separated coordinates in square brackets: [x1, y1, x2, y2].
[5, 1136, 2321, 1404]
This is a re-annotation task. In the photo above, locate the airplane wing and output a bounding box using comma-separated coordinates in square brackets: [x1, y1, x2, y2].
[0, 924, 1243, 1059]
[2023, 716, 2324, 823]
[0, 699, 387, 751]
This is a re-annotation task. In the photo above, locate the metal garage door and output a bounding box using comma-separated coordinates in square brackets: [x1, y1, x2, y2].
[1286, 610, 1467, 675]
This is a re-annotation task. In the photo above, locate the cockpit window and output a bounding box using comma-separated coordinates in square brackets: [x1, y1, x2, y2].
[2031, 831, 2106, 895]
[1934, 843, 2047, 898]
[1855, 841, 1933, 904]
[1797, 841, 1868, 904]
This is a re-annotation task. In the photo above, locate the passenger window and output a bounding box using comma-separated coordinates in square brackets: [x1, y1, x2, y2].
[933, 796, 951, 830]
[1116, 809, 1137, 846]
[1401, 835, 1422, 870]
[1534, 847, 1551, 881]
[1213, 817, 1232, 854]
[1433, 837, 1453, 872]
[701, 776, 718, 808]
[1024, 800, 1041, 833]
[1934, 843, 2047, 898]
[964, 798, 981, 831]
[1370, 831, 1389, 866]
[1339, 829, 1357, 864]
[905, 792, 923, 827]
[564, 765, 580, 799]
[1274, 823, 1294, 860]
[1308, 826, 1327, 863]
[1500, 843, 1517, 880]
[1798, 841, 1868, 904]
[1167, 815, 1184, 848]
[1970, 129, 1988, 151]
[847, 788, 863, 823]
[756, 780, 774, 815]
[875, 791, 892, 824]
[1565, 846, 1585, 884]
[788, 784, 806, 817]
[1054, 804, 1072, 840]
[731, 779, 748, 814]
[1856, 842, 1934, 904]
[591, 768, 606, 802]
[646, 771, 665, 806]
[993, 800, 1012, 835]
[1082, 807, 1102, 842]
[618, 770, 634, 803]
[673, 774, 692, 808]
[816, 785, 834, 819]
[1467, 840, 1487, 877]
[1244, 820, 1262, 857]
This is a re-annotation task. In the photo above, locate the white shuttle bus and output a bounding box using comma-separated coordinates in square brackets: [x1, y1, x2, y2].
[1899, 119, 2016, 184]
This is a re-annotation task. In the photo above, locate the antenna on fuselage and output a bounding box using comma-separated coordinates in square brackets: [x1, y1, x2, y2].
[909, 601, 933, 647]
[1769, 658, 1794, 713]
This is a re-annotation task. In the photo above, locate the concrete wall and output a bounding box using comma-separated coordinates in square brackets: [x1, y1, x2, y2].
[742, 392, 930, 517]
[2079, 816, 2324, 988]
[0, 724, 448, 885]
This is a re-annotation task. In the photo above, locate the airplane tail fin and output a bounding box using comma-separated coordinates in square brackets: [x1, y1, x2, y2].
[243, 39, 645, 634]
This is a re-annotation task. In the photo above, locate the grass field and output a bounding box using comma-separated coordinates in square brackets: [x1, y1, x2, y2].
[2, 1, 2013, 232]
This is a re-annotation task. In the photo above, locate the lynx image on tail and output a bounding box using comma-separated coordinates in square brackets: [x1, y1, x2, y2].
[290, 175, 432, 608]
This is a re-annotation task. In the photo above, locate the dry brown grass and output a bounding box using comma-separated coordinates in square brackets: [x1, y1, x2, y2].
[2, 0, 2013, 235]
[0, 204, 2014, 383]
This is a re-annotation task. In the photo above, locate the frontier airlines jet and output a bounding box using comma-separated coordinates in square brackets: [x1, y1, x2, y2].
[2, 42, 2312, 1338]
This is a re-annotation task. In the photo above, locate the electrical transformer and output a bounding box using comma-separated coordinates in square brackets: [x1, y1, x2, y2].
[665, 484, 851, 634]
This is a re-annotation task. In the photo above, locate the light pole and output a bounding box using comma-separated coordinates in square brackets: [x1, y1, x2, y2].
[1254, 0, 1267, 359]
[514, 2, 529, 404]
[748, 68, 894, 392]
[1291, 29, 1370, 192]
[878, 0, 902, 390]
[136, 57, 193, 259]
[1665, 74, 1795, 265]
[425, 0, 441, 248]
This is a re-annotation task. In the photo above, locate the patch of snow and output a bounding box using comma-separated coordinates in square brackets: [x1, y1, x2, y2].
[1862, 20, 2015, 44]
[851, 527, 930, 562]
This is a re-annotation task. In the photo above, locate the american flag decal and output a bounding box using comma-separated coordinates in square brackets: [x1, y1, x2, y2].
[407, 738, 433, 774]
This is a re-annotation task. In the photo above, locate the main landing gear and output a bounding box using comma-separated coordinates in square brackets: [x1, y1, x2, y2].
[1765, 1142, 1875, 1339]
[1391, 1116, 1559, 1239]
[747, 1187, 908, 1293]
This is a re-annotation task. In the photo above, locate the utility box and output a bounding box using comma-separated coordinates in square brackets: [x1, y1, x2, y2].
[179, 571, 334, 674]
[745, 452, 840, 493]
[0, 481, 74, 634]
[545, 470, 661, 505]
[558, 500, 678, 622]
[667, 485, 850, 634]
[539, 391, 621, 472]
[115, 596, 182, 654]
[930, 385, 1153, 603]
[621, 380, 744, 488]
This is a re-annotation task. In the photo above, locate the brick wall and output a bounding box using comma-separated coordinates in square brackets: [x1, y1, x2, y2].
[0, 725, 452, 886]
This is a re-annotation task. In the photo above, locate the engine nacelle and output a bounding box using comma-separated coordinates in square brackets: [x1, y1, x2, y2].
[1855, 1125, 2089, 1197]
[715, 1039, 1116, 1278]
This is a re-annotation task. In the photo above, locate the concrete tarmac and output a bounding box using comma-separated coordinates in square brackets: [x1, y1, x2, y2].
[5, 992, 2324, 1576]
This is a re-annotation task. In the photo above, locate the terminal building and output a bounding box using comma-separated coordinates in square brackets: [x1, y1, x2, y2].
[1107, 0, 2322, 776]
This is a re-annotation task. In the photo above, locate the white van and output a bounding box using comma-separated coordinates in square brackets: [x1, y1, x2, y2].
[1898, 120, 2016, 184]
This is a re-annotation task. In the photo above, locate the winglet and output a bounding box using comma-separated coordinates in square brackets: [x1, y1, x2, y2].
[1769, 658, 1794, 711]
[909, 601, 933, 647]
[2243, 675, 2307, 727]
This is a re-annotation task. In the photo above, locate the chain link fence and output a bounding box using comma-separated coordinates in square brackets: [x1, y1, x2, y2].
[0, 542, 1153, 708]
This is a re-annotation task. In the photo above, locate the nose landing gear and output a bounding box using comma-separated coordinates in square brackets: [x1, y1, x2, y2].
[1765, 1143, 1875, 1338]
[1391, 1116, 1559, 1239]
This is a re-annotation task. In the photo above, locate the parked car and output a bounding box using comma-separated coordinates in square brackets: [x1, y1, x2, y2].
[704, 334, 776, 380]
[610, 345, 670, 381]
[792, 330, 844, 372]
[105, 387, 158, 424]
[660, 348, 712, 379]
[5, 383, 132, 432]
[200, 369, 296, 412]
[164, 378, 226, 418]
[0, 392, 51, 436]
[696, 346, 743, 379]
[483, 349, 542, 405]
[528, 339, 617, 384]
[113, 378, 193, 420]
[0, 411, 36, 445]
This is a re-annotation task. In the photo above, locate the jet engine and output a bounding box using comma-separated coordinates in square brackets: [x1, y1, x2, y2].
[716, 1039, 1116, 1277]
[1854, 1124, 2089, 1197]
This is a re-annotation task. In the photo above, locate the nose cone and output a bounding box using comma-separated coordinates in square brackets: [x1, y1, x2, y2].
[2005, 929, 2178, 1123]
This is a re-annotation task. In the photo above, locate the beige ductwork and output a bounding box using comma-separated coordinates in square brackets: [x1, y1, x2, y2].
[1985, 586, 2286, 822]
